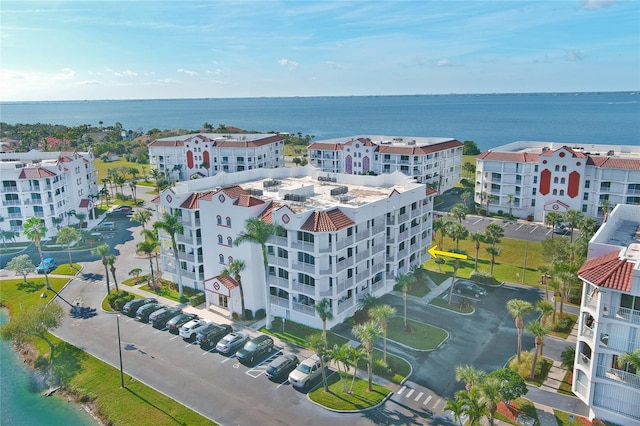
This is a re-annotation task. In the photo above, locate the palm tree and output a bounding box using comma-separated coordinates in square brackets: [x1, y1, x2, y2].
[327, 344, 351, 393]
[51, 216, 63, 231]
[154, 211, 185, 299]
[617, 349, 640, 371]
[443, 398, 465, 426]
[480, 376, 503, 426]
[455, 364, 485, 391]
[306, 333, 329, 392]
[356, 294, 378, 319]
[450, 203, 467, 223]
[346, 344, 366, 394]
[92, 243, 112, 295]
[484, 223, 504, 248]
[448, 259, 460, 305]
[141, 228, 161, 277]
[313, 298, 334, 343]
[470, 232, 484, 272]
[395, 273, 416, 330]
[433, 216, 451, 247]
[578, 216, 598, 240]
[369, 304, 396, 363]
[538, 265, 552, 300]
[23, 217, 50, 290]
[563, 209, 584, 243]
[560, 346, 576, 371]
[220, 259, 247, 320]
[536, 300, 554, 327]
[485, 246, 501, 275]
[600, 199, 611, 219]
[234, 218, 285, 330]
[544, 212, 563, 238]
[56, 226, 80, 267]
[0, 230, 19, 248]
[353, 320, 382, 392]
[136, 238, 157, 286]
[131, 209, 152, 229]
[456, 388, 486, 425]
[460, 190, 473, 208]
[448, 223, 469, 251]
[506, 299, 533, 363]
[106, 255, 119, 292]
[75, 212, 87, 229]
[525, 321, 550, 379]
[506, 193, 514, 218]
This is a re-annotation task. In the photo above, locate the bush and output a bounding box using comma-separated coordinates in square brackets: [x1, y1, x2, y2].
[509, 351, 545, 379]
[255, 308, 266, 320]
[373, 358, 391, 377]
[469, 270, 499, 286]
[107, 290, 134, 311]
[189, 292, 205, 307]
[244, 309, 254, 321]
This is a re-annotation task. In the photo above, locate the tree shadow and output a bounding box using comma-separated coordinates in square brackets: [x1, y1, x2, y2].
[52, 342, 87, 385]
[124, 387, 183, 424]
[17, 280, 45, 293]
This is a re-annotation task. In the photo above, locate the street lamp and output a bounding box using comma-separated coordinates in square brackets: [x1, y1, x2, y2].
[522, 223, 532, 285]
[116, 315, 125, 388]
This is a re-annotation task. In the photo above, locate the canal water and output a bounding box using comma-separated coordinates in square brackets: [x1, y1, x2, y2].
[0, 310, 96, 425]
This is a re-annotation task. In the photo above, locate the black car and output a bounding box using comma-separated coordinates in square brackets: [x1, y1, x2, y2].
[196, 324, 232, 350]
[453, 279, 488, 298]
[135, 303, 163, 322]
[236, 335, 275, 364]
[122, 298, 157, 317]
[265, 354, 299, 380]
[166, 313, 198, 334]
[149, 307, 182, 328]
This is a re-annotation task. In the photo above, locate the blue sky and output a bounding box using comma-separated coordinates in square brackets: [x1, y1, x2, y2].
[2, 0, 638, 101]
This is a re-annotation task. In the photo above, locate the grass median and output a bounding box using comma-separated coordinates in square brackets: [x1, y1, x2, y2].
[386, 317, 448, 350]
[308, 372, 389, 411]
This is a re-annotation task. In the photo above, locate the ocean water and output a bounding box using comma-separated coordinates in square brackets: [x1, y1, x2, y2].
[1, 92, 638, 152]
[0, 311, 95, 425]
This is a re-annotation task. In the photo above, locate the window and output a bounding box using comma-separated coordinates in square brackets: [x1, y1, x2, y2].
[297, 273, 315, 286]
[534, 165, 538, 172]
[533, 176, 538, 184]
[225, 217, 231, 226]
[228, 256, 233, 263]
[277, 248, 288, 258]
[628, 183, 640, 193]
[553, 177, 559, 183]
[216, 215, 222, 225]
[583, 193, 589, 200]
[562, 165, 567, 172]
[584, 180, 590, 189]
[559, 190, 565, 196]
[599, 194, 610, 201]
[227, 236, 233, 246]
[555, 165, 560, 171]
[553, 189, 558, 195]
[297, 231, 314, 243]
[218, 235, 223, 244]
[297, 252, 315, 265]
[347, 227, 353, 237]
[600, 182, 611, 191]
[582, 204, 588, 212]
[219, 254, 224, 263]
[492, 173, 501, 180]
[532, 199, 536, 207]
[560, 178, 566, 184]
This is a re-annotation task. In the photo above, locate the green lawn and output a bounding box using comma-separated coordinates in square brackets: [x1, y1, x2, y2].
[429, 296, 474, 314]
[261, 317, 348, 348]
[549, 313, 577, 339]
[94, 158, 147, 181]
[308, 372, 389, 411]
[554, 410, 591, 426]
[557, 370, 574, 396]
[386, 317, 447, 350]
[52, 263, 82, 275]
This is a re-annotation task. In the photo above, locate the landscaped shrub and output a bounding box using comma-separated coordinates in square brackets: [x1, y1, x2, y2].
[107, 290, 134, 310]
[243, 309, 254, 321]
[189, 292, 205, 307]
[372, 358, 392, 377]
[255, 308, 266, 319]
[509, 351, 545, 380]
[469, 270, 499, 286]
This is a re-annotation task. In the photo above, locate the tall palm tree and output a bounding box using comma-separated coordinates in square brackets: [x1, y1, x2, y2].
[92, 243, 112, 295]
[443, 398, 465, 426]
[306, 333, 329, 392]
[346, 344, 366, 394]
[525, 321, 550, 379]
[220, 259, 247, 320]
[313, 298, 334, 343]
[485, 246, 501, 275]
[75, 212, 87, 229]
[327, 343, 351, 393]
[578, 216, 598, 240]
[600, 199, 611, 220]
[563, 209, 584, 243]
[56, 226, 80, 267]
[136, 238, 157, 285]
[395, 273, 416, 330]
[560, 346, 576, 372]
[456, 388, 486, 426]
[106, 255, 119, 292]
[506, 299, 533, 363]
[131, 209, 152, 229]
[353, 320, 382, 392]
[23, 217, 50, 290]
[234, 217, 285, 330]
[480, 376, 503, 426]
[450, 203, 467, 223]
[369, 304, 396, 363]
[544, 212, 563, 239]
[460, 190, 472, 208]
[141, 228, 161, 278]
[448, 223, 469, 251]
[538, 265, 552, 300]
[154, 211, 185, 299]
[455, 364, 485, 391]
[484, 223, 504, 248]
[617, 349, 640, 371]
[506, 193, 514, 218]
[470, 232, 484, 272]
[448, 259, 460, 305]
[536, 300, 554, 327]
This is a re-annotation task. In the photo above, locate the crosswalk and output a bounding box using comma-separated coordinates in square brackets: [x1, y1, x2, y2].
[393, 381, 468, 424]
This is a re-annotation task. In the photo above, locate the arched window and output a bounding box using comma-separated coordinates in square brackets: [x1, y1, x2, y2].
[226, 217, 231, 227]
[562, 165, 567, 172]
[553, 189, 558, 195]
[216, 215, 222, 225]
[561, 178, 566, 184]
[553, 177, 559, 183]
[228, 256, 233, 264]
[555, 165, 560, 171]
[219, 254, 224, 263]
[560, 190, 565, 196]
[218, 234, 223, 244]
[227, 236, 233, 246]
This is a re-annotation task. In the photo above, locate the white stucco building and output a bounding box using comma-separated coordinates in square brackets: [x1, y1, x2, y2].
[308, 135, 463, 193]
[475, 142, 640, 222]
[154, 165, 435, 328]
[147, 133, 285, 181]
[0, 150, 99, 240]
[575, 204, 640, 424]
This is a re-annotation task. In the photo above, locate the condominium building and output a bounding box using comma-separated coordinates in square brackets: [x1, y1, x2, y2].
[475, 142, 640, 222]
[147, 133, 285, 181]
[308, 136, 463, 192]
[0, 150, 99, 240]
[575, 203, 640, 424]
[154, 166, 435, 328]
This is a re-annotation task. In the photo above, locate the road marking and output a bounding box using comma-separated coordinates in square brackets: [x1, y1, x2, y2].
[397, 385, 406, 395]
[276, 379, 289, 389]
[405, 389, 415, 398]
[423, 395, 432, 405]
[472, 218, 483, 225]
[530, 225, 538, 233]
[515, 223, 524, 231]
[139, 323, 147, 328]
[221, 355, 236, 363]
[169, 335, 180, 340]
[246, 369, 265, 378]
[184, 342, 194, 348]
[414, 391, 423, 401]
[433, 398, 442, 409]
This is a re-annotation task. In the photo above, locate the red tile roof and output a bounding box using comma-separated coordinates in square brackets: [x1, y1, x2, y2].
[476, 151, 540, 162]
[234, 194, 265, 207]
[586, 157, 640, 170]
[215, 134, 283, 148]
[307, 142, 344, 151]
[79, 199, 92, 208]
[18, 167, 57, 179]
[147, 140, 184, 147]
[426, 186, 437, 196]
[578, 251, 634, 292]
[258, 201, 283, 223]
[203, 275, 239, 290]
[540, 146, 587, 158]
[301, 208, 354, 232]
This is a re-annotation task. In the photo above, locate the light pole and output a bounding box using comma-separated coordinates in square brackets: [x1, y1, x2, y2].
[522, 223, 531, 285]
[116, 314, 125, 388]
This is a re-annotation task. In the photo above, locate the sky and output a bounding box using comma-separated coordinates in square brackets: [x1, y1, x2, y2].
[1, 0, 639, 101]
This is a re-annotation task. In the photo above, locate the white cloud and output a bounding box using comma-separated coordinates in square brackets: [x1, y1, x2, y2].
[1, 69, 30, 80]
[565, 49, 585, 61]
[77, 80, 100, 85]
[206, 69, 223, 76]
[154, 78, 181, 85]
[178, 68, 198, 76]
[325, 61, 346, 70]
[436, 59, 453, 67]
[52, 67, 76, 80]
[112, 69, 138, 77]
[580, 0, 616, 10]
[278, 58, 299, 70]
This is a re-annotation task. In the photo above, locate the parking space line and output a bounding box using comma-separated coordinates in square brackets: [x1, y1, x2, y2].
[139, 323, 147, 328]
[221, 355, 236, 363]
[414, 391, 423, 401]
[423, 395, 432, 405]
[433, 398, 442, 410]
[397, 385, 406, 395]
[515, 223, 524, 231]
[185, 342, 194, 348]
[405, 389, 415, 398]
[472, 218, 483, 225]
[276, 379, 289, 389]
[169, 335, 180, 340]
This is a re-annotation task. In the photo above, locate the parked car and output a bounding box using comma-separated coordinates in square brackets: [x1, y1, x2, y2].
[215, 332, 249, 355]
[265, 354, 299, 381]
[236, 335, 275, 364]
[288, 354, 324, 389]
[36, 258, 57, 274]
[96, 221, 116, 231]
[166, 313, 198, 334]
[554, 224, 571, 235]
[179, 318, 212, 341]
[135, 303, 163, 322]
[453, 279, 488, 298]
[149, 307, 182, 328]
[109, 205, 134, 216]
[197, 324, 232, 350]
[122, 297, 157, 317]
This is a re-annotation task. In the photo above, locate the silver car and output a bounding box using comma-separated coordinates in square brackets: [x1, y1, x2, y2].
[215, 332, 249, 355]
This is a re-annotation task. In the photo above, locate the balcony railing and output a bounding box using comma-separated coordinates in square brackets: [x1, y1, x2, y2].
[356, 248, 370, 263]
[336, 236, 354, 250]
[577, 353, 591, 369]
[3, 200, 21, 206]
[319, 287, 332, 297]
[291, 262, 315, 274]
[580, 324, 594, 340]
[336, 257, 353, 270]
[398, 213, 409, 223]
[270, 276, 289, 288]
[292, 281, 316, 296]
[270, 295, 290, 308]
[356, 271, 369, 283]
[615, 306, 640, 324]
[411, 208, 421, 219]
[337, 298, 354, 314]
[292, 302, 315, 316]
[291, 240, 314, 252]
[574, 378, 588, 398]
[269, 236, 288, 246]
[371, 224, 385, 235]
[356, 229, 370, 241]
[584, 293, 598, 310]
[336, 277, 354, 294]
[267, 254, 289, 267]
[596, 364, 640, 389]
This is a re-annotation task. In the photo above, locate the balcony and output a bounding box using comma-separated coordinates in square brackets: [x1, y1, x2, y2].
[270, 276, 289, 289]
[267, 254, 289, 267]
[398, 213, 409, 223]
[3, 200, 21, 206]
[355, 228, 370, 241]
[411, 208, 421, 219]
[336, 236, 354, 250]
[337, 298, 355, 314]
[291, 262, 315, 274]
[319, 265, 332, 275]
[371, 263, 384, 274]
[336, 277, 354, 294]
[319, 286, 332, 297]
[386, 217, 395, 226]
[596, 364, 640, 389]
[269, 236, 288, 246]
[584, 294, 598, 311]
[291, 240, 314, 252]
[355, 249, 370, 263]
[270, 296, 290, 308]
[292, 281, 316, 296]
[2, 186, 18, 192]
[580, 324, 594, 340]
[386, 235, 395, 244]
[577, 353, 591, 369]
[177, 252, 204, 263]
[371, 224, 385, 235]
[319, 244, 334, 254]
[398, 230, 409, 241]
[356, 271, 369, 282]
[292, 302, 315, 316]
[336, 257, 354, 270]
[615, 306, 640, 324]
